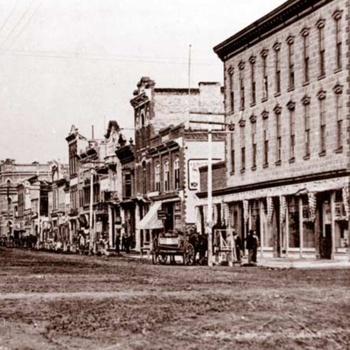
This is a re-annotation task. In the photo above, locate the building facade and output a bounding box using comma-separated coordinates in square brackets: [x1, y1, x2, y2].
[0, 159, 51, 239]
[130, 77, 226, 252]
[196, 0, 350, 260]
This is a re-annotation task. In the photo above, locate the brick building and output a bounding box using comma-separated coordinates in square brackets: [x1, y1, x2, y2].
[197, 0, 350, 260]
[130, 77, 225, 252]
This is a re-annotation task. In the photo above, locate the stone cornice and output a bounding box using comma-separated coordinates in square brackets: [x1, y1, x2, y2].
[214, 0, 331, 61]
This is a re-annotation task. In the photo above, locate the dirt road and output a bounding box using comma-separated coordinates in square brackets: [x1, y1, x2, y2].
[0, 247, 349, 349]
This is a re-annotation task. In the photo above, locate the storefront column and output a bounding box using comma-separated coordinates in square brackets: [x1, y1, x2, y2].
[135, 204, 141, 252]
[259, 200, 264, 258]
[120, 207, 126, 237]
[331, 191, 336, 260]
[285, 203, 290, 258]
[299, 197, 303, 258]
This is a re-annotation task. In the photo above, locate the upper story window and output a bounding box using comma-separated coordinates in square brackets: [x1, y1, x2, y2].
[249, 56, 256, 105]
[239, 120, 246, 172]
[316, 19, 326, 78]
[230, 127, 235, 174]
[228, 67, 234, 113]
[174, 157, 180, 190]
[250, 115, 257, 169]
[302, 96, 311, 158]
[142, 161, 147, 193]
[154, 162, 160, 191]
[287, 101, 296, 161]
[273, 106, 282, 164]
[125, 173, 132, 198]
[69, 143, 77, 176]
[239, 61, 245, 110]
[317, 90, 327, 154]
[262, 111, 269, 167]
[333, 10, 343, 71]
[286, 36, 295, 90]
[301, 28, 310, 83]
[261, 49, 269, 100]
[164, 160, 170, 192]
[273, 43, 281, 95]
[334, 84, 343, 151]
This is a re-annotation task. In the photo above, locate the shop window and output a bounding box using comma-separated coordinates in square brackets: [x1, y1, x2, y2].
[288, 197, 300, 248]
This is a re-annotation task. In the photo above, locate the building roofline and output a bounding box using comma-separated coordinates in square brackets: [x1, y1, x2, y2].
[213, 0, 331, 60]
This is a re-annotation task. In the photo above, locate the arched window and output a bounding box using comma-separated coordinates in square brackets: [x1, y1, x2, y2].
[164, 160, 170, 192]
[142, 161, 147, 193]
[174, 157, 180, 190]
[155, 162, 160, 191]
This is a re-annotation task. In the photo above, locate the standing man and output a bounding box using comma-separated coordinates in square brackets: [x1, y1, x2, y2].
[232, 230, 242, 263]
[246, 230, 259, 265]
[115, 234, 120, 254]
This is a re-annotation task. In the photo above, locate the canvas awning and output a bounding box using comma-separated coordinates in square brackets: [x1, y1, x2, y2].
[136, 201, 163, 230]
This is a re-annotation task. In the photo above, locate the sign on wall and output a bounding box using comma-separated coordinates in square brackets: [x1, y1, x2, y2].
[187, 158, 221, 191]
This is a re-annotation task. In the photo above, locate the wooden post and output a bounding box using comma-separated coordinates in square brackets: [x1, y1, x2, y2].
[299, 197, 303, 258]
[229, 225, 234, 267]
[108, 206, 113, 249]
[331, 191, 336, 260]
[259, 199, 264, 258]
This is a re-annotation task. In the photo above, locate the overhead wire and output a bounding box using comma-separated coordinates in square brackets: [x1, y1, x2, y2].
[0, 0, 38, 53]
[0, 0, 22, 38]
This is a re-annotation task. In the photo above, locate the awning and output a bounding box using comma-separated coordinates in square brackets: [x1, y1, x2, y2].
[136, 201, 163, 230]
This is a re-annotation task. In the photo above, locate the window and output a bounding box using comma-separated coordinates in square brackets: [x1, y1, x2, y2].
[262, 111, 269, 166]
[317, 19, 326, 77]
[228, 67, 234, 112]
[154, 162, 160, 191]
[142, 161, 147, 193]
[164, 160, 170, 191]
[125, 173, 132, 198]
[334, 85, 343, 151]
[274, 106, 282, 163]
[333, 11, 343, 71]
[230, 130, 235, 173]
[273, 43, 281, 94]
[301, 29, 310, 83]
[174, 157, 180, 190]
[302, 96, 311, 157]
[239, 121, 245, 171]
[239, 62, 245, 110]
[318, 91, 327, 154]
[249, 56, 256, 105]
[287, 102, 296, 160]
[287, 36, 295, 90]
[251, 116, 257, 169]
[261, 50, 268, 100]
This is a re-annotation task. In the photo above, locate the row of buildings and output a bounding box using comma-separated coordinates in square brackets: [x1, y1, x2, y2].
[0, 0, 349, 260]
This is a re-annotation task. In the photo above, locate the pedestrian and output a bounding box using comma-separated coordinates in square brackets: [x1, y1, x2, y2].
[125, 234, 130, 254]
[232, 230, 242, 263]
[246, 230, 259, 265]
[115, 234, 120, 254]
[122, 233, 127, 252]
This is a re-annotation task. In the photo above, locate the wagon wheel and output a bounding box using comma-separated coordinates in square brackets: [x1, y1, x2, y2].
[158, 254, 168, 265]
[184, 243, 195, 266]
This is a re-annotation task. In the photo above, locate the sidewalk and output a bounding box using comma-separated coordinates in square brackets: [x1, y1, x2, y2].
[128, 252, 350, 269]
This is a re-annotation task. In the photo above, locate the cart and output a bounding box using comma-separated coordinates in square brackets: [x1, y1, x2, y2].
[151, 233, 196, 265]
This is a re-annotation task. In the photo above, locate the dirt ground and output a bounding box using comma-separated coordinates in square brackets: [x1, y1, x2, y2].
[0, 247, 349, 350]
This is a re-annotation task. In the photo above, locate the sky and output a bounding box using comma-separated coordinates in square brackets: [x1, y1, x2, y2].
[0, 0, 285, 164]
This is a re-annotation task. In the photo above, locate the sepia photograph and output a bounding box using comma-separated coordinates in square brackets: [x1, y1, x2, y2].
[0, 0, 349, 349]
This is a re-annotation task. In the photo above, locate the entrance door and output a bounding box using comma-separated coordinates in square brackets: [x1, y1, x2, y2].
[320, 224, 332, 259]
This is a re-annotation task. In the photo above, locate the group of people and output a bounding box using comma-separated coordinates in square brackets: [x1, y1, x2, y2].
[233, 229, 260, 265]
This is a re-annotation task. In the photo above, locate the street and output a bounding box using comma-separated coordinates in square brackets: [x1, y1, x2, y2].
[0, 247, 349, 350]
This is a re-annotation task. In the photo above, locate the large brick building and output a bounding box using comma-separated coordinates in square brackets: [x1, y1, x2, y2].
[197, 0, 350, 260]
[130, 77, 225, 252]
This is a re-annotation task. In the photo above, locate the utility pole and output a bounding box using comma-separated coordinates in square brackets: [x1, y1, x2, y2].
[89, 167, 94, 254]
[207, 115, 213, 266]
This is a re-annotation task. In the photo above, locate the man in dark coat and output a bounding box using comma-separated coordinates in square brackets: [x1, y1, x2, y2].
[246, 230, 259, 265]
[115, 234, 120, 254]
[232, 230, 242, 263]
